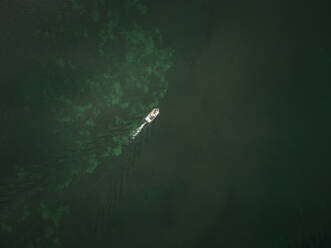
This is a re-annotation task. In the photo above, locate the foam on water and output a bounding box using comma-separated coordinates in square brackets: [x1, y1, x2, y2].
[130, 121, 148, 141]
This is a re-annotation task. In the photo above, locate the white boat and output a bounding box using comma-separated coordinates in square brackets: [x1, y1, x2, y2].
[130, 108, 160, 141]
[144, 108, 159, 123]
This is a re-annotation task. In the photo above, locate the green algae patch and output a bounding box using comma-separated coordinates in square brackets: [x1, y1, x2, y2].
[113, 145, 122, 156]
[1, 1, 173, 245]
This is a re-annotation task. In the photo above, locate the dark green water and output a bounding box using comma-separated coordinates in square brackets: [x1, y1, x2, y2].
[1, 1, 331, 247]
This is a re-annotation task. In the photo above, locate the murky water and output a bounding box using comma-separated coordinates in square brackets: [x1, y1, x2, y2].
[99, 1, 331, 248]
[1, 0, 331, 247]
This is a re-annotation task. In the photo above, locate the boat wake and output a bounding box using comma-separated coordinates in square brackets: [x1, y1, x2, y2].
[130, 121, 148, 141]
